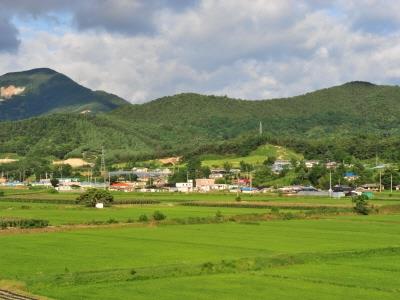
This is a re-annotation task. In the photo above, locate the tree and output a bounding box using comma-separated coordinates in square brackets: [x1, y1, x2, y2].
[239, 160, 253, 172]
[50, 178, 59, 188]
[52, 164, 73, 178]
[168, 168, 188, 185]
[253, 165, 273, 187]
[264, 155, 276, 166]
[307, 164, 327, 187]
[381, 168, 400, 189]
[352, 194, 370, 215]
[76, 188, 114, 207]
[223, 161, 232, 173]
[186, 157, 201, 179]
[153, 210, 166, 221]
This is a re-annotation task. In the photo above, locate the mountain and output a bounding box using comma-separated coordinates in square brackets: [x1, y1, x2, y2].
[0, 68, 128, 120]
[111, 81, 400, 138]
[1, 80, 400, 162]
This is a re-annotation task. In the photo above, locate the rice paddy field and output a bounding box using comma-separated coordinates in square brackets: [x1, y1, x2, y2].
[1, 188, 400, 299]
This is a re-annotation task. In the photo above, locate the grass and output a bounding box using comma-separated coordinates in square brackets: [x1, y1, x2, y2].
[201, 144, 303, 168]
[0, 214, 400, 299]
[0, 201, 274, 225]
[1, 190, 400, 299]
[4, 189, 400, 206]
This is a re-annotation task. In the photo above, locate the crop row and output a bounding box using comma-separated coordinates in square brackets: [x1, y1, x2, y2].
[0, 198, 160, 205]
[0, 218, 49, 229]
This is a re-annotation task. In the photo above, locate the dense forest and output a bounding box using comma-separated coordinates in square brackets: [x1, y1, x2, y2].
[1, 74, 400, 164]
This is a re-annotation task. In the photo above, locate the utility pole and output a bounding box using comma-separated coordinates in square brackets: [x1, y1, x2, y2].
[391, 173, 393, 194]
[379, 170, 382, 192]
[100, 146, 106, 189]
[329, 169, 332, 197]
[259, 121, 263, 136]
[236, 173, 240, 198]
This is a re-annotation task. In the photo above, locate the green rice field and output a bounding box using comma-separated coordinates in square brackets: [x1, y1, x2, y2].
[1, 188, 400, 299]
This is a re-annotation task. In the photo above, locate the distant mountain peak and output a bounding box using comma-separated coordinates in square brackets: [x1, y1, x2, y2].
[2, 67, 58, 77]
[343, 81, 375, 87]
[0, 67, 128, 120]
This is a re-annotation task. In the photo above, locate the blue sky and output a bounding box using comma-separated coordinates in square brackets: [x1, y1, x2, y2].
[0, 0, 400, 103]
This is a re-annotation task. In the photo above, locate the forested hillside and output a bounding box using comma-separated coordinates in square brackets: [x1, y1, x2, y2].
[0, 68, 128, 120]
[1, 80, 400, 162]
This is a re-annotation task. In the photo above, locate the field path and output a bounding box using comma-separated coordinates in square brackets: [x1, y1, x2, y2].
[0, 289, 38, 300]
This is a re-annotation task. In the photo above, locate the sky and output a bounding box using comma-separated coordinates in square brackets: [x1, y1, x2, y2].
[0, 0, 400, 103]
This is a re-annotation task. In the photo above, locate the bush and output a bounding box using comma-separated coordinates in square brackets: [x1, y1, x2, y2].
[106, 218, 118, 224]
[50, 178, 59, 188]
[0, 190, 4, 197]
[138, 214, 149, 222]
[76, 189, 114, 207]
[48, 188, 59, 194]
[0, 218, 49, 229]
[271, 207, 280, 214]
[235, 195, 241, 202]
[352, 194, 370, 215]
[201, 262, 214, 271]
[153, 211, 166, 221]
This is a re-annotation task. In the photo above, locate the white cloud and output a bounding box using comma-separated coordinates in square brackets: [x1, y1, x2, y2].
[0, 0, 400, 103]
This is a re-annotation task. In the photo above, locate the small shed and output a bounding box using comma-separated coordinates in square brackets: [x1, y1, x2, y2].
[95, 203, 104, 209]
[362, 192, 374, 199]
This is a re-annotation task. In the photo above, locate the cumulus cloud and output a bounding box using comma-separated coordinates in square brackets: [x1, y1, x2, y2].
[0, 0, 399, 102]
[338, 0, 400, 34]
[0, 14, 20, 52]
[1, 0, 198, 35]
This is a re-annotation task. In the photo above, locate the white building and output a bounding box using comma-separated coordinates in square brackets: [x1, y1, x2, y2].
[176, 180, 193, 192]
[272, 160, 291, 173]
[305, 160, 319, 169]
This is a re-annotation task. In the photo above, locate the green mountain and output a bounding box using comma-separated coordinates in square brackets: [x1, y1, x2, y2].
[1, 79, 400, 162]
[0, 68, 128, 120]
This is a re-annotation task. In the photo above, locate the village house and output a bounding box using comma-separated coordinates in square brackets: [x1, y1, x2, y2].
[212, 183, 229, 191]
[31, 179, 52, 187]
[344, 172, 359, 182]
[305, 160, 319, 169]
[109, 182, 134, 192]
[240, 187, 258, 194]
[272, 160, 291, 173]
[325, 162, 337, 169]
[195, 178, 215, 192]
[360, 183, 384, 191]
[278, 185, 303, 194]
[176, 180, 193, 192]
[0, 176, 7, 184]
[209, 168, 226, 179]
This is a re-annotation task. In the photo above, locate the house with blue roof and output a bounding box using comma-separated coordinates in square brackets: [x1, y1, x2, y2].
[344, 172, 359, 181]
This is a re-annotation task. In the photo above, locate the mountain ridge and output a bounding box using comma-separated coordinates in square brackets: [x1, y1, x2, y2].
[0, 68, 128, 120]
[1, 68, 400, 162]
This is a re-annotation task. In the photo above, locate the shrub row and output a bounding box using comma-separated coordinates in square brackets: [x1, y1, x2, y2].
[180, 201, 330, 210]
[113, 199, 160, 205]
[0, 198, 160, 205]
[0, 198, 74, 204]
[0, 218, 49, 229]
[85, 211, 167, 225]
